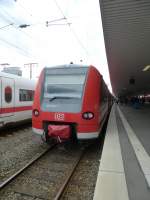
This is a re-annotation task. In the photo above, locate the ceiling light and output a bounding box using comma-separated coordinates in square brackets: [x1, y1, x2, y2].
[142, 65, 150, 72]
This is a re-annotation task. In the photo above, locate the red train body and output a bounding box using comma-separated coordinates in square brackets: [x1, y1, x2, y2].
[32, 64, 112, 142]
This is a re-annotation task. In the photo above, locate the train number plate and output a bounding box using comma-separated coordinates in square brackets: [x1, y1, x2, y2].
[54, 113, 65, 121]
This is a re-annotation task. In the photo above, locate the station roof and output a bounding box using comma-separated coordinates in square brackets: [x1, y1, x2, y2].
[99, 0, 150, 97]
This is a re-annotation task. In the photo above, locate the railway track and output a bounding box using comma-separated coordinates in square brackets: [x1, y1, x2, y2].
[54, 147, 86, 200]
[0, 140, 101, 200]
[55, 140, 105, 200]
[0, 143, 57, 190]
[0, 125, 49, 185]
[0, 141, 86, 199]
[0, 138, 104, 200]
[0, 118, 108, 200]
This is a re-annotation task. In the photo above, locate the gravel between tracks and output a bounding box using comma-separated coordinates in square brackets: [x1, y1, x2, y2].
[0, 145, 81, 200]
[0, 125, 48, 183]
[0, 125, 105, 200]
[61, 140, 102, 200]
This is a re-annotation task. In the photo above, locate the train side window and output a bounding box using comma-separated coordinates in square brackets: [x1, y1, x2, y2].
[5, 86, 12, 103]
[19, 89, 34, 101]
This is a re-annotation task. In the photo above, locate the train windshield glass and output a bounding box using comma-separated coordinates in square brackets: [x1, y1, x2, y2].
[44, 74, 85, 99]
[41, 67, 88, 113]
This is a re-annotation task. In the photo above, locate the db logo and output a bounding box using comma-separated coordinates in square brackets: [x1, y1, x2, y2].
[55, 113, 65, 121]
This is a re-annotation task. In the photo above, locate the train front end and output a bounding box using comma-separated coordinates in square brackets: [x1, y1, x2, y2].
[32, 65, 101, 143]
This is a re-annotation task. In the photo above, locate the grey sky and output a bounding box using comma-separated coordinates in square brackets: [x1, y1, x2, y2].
[0, 0, 111, 91]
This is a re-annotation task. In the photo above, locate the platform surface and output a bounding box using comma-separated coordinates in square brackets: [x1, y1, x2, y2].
[93, 104, 150, 200]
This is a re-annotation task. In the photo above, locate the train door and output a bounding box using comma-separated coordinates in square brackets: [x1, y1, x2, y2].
[1, 77, 15, 118]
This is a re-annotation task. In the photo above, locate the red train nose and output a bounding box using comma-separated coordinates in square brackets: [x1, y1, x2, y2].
[48, 125, 71, 140]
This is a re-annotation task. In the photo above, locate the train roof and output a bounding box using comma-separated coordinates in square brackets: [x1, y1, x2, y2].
[0, 72, 36, 88]
[44, 64, 104, 78]
[0, 71, 35, 82]
[45, 64, 89, 69]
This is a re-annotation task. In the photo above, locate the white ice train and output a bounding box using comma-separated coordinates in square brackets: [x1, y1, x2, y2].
[0, 71, 36, 128]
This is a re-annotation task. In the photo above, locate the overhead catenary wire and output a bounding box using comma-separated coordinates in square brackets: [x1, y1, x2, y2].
[0, 8, 33, 54]
[15, 3, 87, 60]
[0, 7, 67, 56]
[0, 5, 44, 59]
[15, 17, 67, 41]
[53, 0, 90, 57]
[0, 3, 69, 64]
[0, 7, 68, 37]
[0, 15, 34, 58]
[0, 10, 71, 57]
[0, 23, 14, 30]
[0, 36, 31, 57]
[0, 6, 33, 39]
[0, 23, 32, 56]
[15, 1, 68, 28]
[0, 1, 90, 62]
[0, 27, 32, 56]
[15, 1, 33, 18]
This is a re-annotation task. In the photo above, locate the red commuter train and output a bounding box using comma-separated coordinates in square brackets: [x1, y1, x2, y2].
[32, 64, 112, 143]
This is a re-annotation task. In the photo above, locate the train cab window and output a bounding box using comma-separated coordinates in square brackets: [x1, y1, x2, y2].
[5, 86, 12, 103]
[44, 74, 86, 99]
[19, 89, 34, 101]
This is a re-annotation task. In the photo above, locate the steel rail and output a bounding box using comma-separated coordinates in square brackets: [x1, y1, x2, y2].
[53, 147, 86, 200]
[0, 143, 57, 190]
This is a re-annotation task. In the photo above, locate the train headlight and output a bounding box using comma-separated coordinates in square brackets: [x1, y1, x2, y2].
[82, 112, 94, 120]
[33, 109, 39, 117]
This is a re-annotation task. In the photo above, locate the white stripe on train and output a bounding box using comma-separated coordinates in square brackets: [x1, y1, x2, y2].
[32, 127, 99, 139]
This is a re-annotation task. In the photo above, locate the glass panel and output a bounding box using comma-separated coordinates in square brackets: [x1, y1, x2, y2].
[19, 89, 34, 101]
[44, 74, 86, 99]
[5, 86, 12, 103]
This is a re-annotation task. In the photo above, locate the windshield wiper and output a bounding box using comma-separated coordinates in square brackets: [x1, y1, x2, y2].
[49, 96, 74, 102]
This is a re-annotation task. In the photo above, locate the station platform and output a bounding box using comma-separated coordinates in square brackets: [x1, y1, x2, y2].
[93, 104, 150, 200]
